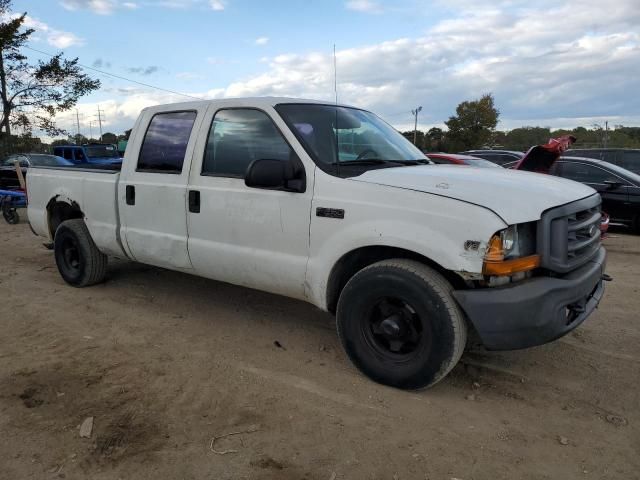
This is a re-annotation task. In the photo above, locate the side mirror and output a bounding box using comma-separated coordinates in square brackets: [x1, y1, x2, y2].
[603, 179, 622, 189]
[245, 159, 305, 192]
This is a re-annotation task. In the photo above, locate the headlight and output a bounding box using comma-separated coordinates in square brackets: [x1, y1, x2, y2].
[483, 223, 539, 276]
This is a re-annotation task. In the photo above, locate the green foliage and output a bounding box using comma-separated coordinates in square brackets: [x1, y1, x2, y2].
[445, 94, 499, 151]
[0, 0, 100, 141]
[101, 132, 117, 144]
[502, 127, 551, 151]
[401, 130, 425, 149]
[50, 138, 69, 147]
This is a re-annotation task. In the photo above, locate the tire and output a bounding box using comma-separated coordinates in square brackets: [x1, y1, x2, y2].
[3, 207, 19, 224]
[54, 219, 107, 287]
[336, 259, 467, 390]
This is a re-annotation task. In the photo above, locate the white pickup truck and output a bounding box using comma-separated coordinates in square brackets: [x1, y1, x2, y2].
[27, 98, 607, 389]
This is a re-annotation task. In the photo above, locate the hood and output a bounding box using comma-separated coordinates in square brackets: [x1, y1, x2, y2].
[350, 164, 597, 225]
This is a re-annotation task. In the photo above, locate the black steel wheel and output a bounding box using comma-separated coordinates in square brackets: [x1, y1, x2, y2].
[53, 219, 107, 287]
[337, 259, 467, 389]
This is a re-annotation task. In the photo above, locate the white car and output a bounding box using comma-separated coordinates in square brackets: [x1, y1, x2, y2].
[27, 98, 607, 389]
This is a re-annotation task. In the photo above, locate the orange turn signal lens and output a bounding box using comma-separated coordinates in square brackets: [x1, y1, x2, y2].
[483, 255, 540, 276]
[484, 234, 505, 262]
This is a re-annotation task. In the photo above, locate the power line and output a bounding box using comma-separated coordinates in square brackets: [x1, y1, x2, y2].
[23, 45, 201, 100]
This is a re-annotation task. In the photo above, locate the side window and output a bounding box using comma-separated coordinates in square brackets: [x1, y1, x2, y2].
[559, 162, 611, 184]
[137, 111, 197, 173]
[620, 151, 640, 172]
[75, 149, 86, 162]
[63, 148, 73, 161]
[202, 109, 293, 177]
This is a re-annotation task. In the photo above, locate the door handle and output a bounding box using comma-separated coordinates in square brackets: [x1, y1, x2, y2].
[188, 190, 200, 213]
[126, 185, 135, 205]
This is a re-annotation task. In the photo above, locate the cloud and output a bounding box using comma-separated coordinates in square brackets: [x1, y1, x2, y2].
[122, 2, 139, 8]
[209, 0, 225, 10]
[60, 0, 117, 14]
[69, 0, 640, 136]
[20, 15, 84, 48]
[345, 0, 382, 13]
[92, 58, 112, 68]
[254, 36, 269, 46]
[127, 66, 160, 75]
[214, 0, 640, 128]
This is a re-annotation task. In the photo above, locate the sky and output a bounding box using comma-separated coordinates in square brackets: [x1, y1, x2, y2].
[10, 0, 640, 138]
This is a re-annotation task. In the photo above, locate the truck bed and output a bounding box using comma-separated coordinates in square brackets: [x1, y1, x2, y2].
[27, 166, 125, 257]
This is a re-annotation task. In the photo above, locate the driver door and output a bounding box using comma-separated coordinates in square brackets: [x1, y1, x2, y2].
[186, 106, 313, 300]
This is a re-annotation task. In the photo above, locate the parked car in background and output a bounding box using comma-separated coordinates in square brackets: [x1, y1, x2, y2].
[564, 148, 640, 175]
[426, 153, 502, 168]
[458, 149, 524, 166]
[551, 157, 640, 232]
[514, 135, 611, 237]
[52, 143, 122, 165]
[0, 153, 73, 189]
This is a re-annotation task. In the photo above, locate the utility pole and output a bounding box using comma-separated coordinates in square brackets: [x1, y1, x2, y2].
[75, 109, 81, 141]
[88, 120, 94, 141]
[604, 120, 609, 148]
[411, 106, 422, 145]
[96, 106, 104, 142]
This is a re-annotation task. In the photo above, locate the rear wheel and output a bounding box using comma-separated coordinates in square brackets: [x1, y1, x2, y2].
[336, 259, 467, 389]
[54, 219, 107, 287]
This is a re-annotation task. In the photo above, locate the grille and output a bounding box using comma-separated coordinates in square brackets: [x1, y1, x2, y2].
[538, 194, 602, 273]
[567, 207, 601, 262]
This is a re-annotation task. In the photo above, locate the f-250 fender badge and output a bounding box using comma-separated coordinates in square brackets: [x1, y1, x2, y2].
[316, 207, 345, 219]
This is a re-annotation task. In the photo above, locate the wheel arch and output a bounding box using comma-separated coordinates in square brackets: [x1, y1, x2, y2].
[325, 245, 467, 314]
[46, 196, 85, 239]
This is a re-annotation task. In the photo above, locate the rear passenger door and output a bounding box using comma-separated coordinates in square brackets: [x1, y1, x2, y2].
[118, 108, 204, 270]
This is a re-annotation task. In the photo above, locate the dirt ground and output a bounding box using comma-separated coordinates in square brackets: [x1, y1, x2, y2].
[0, 220, 638, 480]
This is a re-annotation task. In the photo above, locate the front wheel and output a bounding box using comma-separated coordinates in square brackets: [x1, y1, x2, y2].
[54, 219, 107, 287]
[336, 259, 467, 389]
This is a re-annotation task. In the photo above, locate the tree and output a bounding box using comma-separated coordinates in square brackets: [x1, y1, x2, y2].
[425, 127, 446, 151]
[445, 94, 499, 151]
[401, 130, 425, 149]
[101, 132, 117, 144]
[504, 127, 551, 151]
[0, 0, 100, 142]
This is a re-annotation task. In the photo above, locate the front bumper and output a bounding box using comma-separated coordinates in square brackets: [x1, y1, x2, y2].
[453, 246, 607, 350]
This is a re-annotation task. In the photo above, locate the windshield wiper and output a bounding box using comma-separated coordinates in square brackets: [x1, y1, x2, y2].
[331, 159, 408, 166]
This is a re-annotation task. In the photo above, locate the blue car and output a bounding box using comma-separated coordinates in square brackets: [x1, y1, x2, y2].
[53, 144, 122, 166]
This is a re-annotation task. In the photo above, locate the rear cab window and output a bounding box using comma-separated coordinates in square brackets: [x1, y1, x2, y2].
[137, 111, 197, 173]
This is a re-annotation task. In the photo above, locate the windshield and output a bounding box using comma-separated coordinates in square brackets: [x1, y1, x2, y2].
[86, 145, 120, 158]
[276, 104, 428, 175]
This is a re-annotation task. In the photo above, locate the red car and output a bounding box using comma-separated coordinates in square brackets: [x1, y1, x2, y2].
[426, 153, 502, 168]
